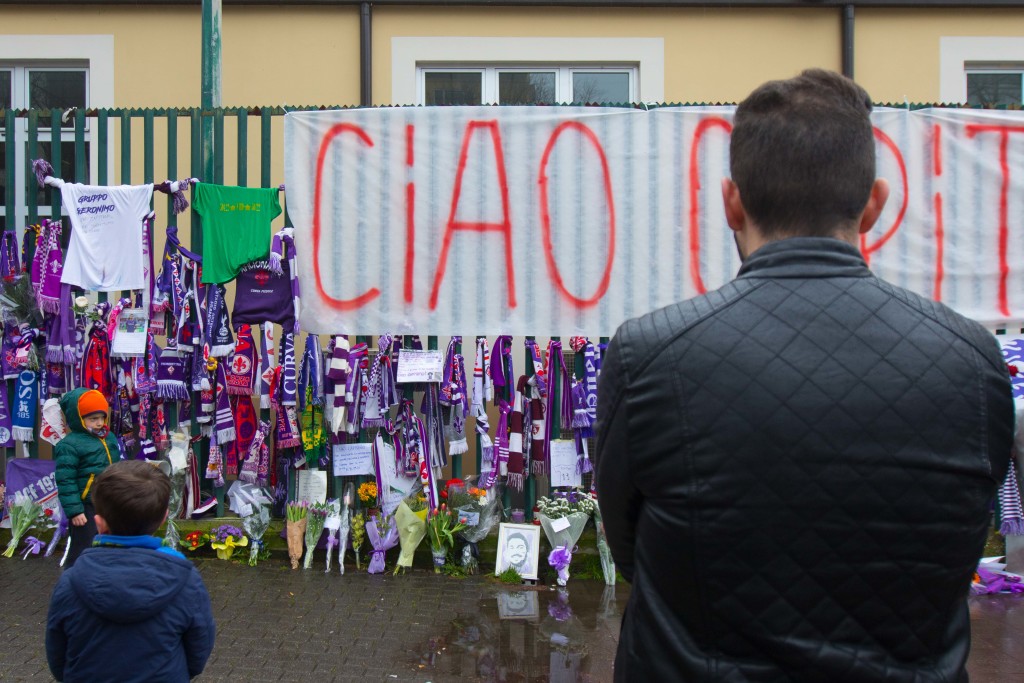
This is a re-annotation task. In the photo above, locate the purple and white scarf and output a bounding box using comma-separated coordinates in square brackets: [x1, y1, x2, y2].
[362, 334, 398, 429]
[204, 284, 234, 357]
[569, 336, 598, 438]
[298, 333, 323, 412]
[343, 343, 369, 435]
[46, 284, 77, 365]
[279, 331, 297, 406]
[440, 337, 469, 456]
[156, 346, 190, 400]
[239, 419, 271, 485]
[259, 323, 276, 410]
[326, 335, 350, 434]
[0, 231, 20, 281]
[0, 383, 14, 447]
[214, 362, 235, 445]
[489, 335, 514, 395]
[268, 227, 302, 335]
[37, 220, 64, 314]
[1000, 459, 1024, 536]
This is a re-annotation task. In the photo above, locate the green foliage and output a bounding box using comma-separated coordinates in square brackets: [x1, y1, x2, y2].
[442, 561, 467, 578]
[497, 566, 523, 584]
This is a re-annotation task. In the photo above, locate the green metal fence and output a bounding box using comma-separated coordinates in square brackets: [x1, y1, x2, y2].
[0, 106, 592, 519]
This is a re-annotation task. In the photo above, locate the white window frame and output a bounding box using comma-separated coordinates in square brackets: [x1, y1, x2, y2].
[0, 35, 113, 232]
[419, 65, 637, 105]
[393, 36, 664, 106]
[940, 36, 1024, 104]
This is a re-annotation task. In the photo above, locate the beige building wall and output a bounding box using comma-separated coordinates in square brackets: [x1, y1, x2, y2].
[373, 7, 839, 106]
[856, 9, 1024, 104]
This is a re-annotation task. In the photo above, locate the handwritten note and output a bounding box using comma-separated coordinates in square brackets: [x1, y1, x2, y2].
[396, 349, 444, 383]
[549, 440, 582, 488]
[332, 442, 374, 477]
[297, 469, 328, 505]
[376, 435, 418, 515]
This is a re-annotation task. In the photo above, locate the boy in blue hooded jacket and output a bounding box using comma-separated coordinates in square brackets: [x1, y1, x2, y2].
[46, 460, 216, 682]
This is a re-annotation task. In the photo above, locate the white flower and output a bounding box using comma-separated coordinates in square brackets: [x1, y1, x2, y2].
[74, 296, 89, 309]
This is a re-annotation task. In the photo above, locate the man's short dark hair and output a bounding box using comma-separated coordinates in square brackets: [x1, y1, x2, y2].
[91, 461, 170, 536]
[506, 532, 528, 547]
[729, 68, 876, 238]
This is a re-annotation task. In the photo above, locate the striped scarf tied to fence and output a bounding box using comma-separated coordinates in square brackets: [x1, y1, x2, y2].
[1000, 459, 1024, 536]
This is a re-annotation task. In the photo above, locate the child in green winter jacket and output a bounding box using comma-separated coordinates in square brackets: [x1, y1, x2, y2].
[55, 388, 121, 567]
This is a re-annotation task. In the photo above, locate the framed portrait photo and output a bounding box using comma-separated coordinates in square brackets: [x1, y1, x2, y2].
[495, 522, 542, 581]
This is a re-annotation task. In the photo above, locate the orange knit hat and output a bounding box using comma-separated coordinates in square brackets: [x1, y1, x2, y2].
[78, 390, 109, 419]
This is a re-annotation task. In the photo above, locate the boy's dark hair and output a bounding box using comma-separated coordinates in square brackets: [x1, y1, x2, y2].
[92, 460, 170, 536]
[729, 68, 876, 239]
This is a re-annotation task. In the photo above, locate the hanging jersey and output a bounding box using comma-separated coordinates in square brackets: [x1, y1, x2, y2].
[60, 183, 154, 292]
[192, 183, 281, 284]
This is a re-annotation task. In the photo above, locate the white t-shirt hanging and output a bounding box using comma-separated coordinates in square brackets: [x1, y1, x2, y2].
[60, 183, 154, 291]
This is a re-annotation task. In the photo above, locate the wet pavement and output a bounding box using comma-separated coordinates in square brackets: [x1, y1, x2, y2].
[2, 556, 1023, 682]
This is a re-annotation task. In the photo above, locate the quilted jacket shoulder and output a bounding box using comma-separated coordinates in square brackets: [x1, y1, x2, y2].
[596, 237, 1014, 683]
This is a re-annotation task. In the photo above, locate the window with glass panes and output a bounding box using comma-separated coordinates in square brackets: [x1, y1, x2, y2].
[967, 68, 1024, 107]
[420, 66, 636, 106]
[0, 66, 89, 230]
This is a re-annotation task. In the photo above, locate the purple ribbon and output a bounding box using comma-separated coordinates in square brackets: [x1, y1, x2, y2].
[21, 536, 46, 559]
[548, 545, 573, 586]
[365, 514, 398, 574]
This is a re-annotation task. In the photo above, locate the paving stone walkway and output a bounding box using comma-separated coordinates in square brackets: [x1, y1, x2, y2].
[4, 556, 1024, 682]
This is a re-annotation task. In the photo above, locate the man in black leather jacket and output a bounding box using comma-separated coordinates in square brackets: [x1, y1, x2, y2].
[595, 69, 1014, 682]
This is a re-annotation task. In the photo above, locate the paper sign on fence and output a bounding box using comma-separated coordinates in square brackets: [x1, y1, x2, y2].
[297, 469, 328, 505]
[332, 442, 374, 477]
[396, 349, 444, 384]
[549, 440, 582, 488]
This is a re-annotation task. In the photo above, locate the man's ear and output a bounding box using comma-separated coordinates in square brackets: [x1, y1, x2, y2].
[721, 178, 747, 234]
[94, 514, 109, 535]
[858, 178, 891, 235]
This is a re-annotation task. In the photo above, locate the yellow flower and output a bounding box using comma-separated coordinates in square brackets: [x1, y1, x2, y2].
[211, 535, 249, 561]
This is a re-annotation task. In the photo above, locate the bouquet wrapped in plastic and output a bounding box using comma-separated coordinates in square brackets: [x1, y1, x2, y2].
[242, 505, 271, 566]
[286, 501, 308, 570]
[163, 430, 190, 549]
[448, 476, 503, 574]
[350, 511, 366, 569]
[210, 524, 248, 561]
[366, 511, 398, 574]
[44, 509, 68, 558]
[591, 495, 616, 585]
[394, 492, 428, 575]
[535, 491, 595, 586]
[303, 502, 329, 569]
[426, 504, 468, 573]
[326, 483, 354, 573]
[4, 498, 42, 558]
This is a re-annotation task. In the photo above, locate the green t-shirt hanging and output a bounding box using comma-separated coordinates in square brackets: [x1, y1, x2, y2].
[193, 183, 282, 284]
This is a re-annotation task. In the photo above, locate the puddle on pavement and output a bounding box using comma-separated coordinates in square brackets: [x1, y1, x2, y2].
[413, 582, 629, 682]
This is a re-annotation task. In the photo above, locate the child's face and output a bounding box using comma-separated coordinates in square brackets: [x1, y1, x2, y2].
[83, 413, 106, 432]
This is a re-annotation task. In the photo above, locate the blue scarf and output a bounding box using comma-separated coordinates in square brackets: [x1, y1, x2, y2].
[12, 370, 37, 442]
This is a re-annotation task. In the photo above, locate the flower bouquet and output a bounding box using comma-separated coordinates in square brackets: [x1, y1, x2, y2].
[302, 502, 329, 569]
[180, 530, 211, 553]
[210, 524, 248, 561]
[350, 511, 366, 569]
[358, 481, 379, 514]
[327, 484, 354, 573]
[286, 501, 309, 570]
[44, 508, 68, 558]
[426, 504, 468, 573]
[3, 498, 42, 558]
[163, 430, 190, 549]
[535, 491, 596, 586]
[591, 495, 616, 585]
[449, 475, 503, 574]
[242, 505, 271, 567]
[366, 510, 399, 574]
[394, 492, 428, 575]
